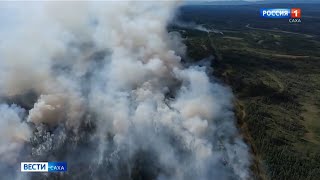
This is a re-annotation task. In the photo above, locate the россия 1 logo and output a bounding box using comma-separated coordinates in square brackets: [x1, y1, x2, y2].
[260, 8, 302, 23]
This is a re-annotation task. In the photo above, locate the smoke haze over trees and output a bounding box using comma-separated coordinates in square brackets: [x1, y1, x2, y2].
[0, 1, 250, 180]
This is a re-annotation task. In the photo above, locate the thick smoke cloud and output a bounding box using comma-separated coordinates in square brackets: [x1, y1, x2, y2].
[0, 1, 250, 180]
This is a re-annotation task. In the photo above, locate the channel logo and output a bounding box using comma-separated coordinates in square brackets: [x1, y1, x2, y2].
[21, 162, 67, 172]
[291, 8, 301, 18]
[260, 8, 301, 18]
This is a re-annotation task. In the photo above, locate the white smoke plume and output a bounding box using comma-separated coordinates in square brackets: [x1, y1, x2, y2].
[173, 20, 221, 33]
[0, 1, 251, 180]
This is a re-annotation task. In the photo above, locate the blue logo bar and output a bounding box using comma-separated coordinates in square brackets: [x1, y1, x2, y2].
[21, 162, 67, 172]
[260, 8, 291, 18]
[48, 162, 67, 172]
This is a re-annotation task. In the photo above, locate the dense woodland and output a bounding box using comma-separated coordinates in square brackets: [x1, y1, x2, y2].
[177, 3, 320, 179]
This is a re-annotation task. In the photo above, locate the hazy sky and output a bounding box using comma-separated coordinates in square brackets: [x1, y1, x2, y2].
[196, 0, 312, 1]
